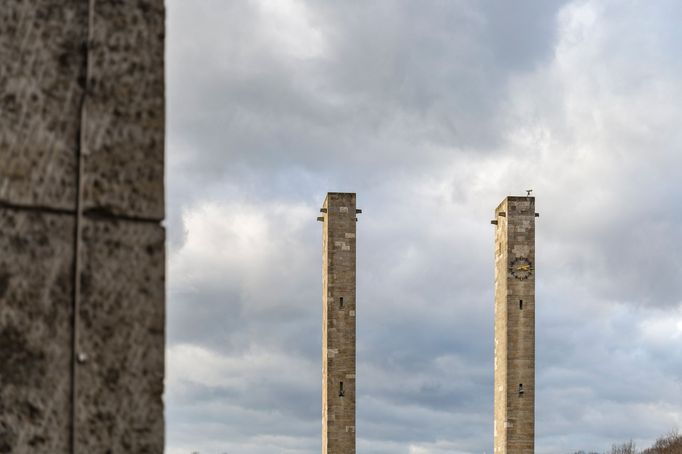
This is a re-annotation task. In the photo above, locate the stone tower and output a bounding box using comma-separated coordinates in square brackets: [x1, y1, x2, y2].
[492, 196, 537, 454]
[319, 192, 358, 454]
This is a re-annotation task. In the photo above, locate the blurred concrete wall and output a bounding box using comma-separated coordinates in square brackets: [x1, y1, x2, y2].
[0, 1, 165, 452]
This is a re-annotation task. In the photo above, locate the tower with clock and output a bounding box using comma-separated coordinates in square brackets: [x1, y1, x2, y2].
[492, 196, 538, 454]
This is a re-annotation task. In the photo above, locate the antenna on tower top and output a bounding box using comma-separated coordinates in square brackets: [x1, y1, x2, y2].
[526, 189, 533, 196]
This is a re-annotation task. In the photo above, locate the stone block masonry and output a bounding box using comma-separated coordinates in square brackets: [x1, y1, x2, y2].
[0, 1, 165, 452]
[493, 196, 536, 454]
[320, 193, 358, 454]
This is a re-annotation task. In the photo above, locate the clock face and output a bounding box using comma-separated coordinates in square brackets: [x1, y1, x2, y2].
[510, 257, 533, 280]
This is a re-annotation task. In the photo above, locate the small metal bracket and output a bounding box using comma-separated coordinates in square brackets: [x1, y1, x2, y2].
[535, 213, 540, 217]
[356, 209, 362, 214]
[317, 216, 324, 222]
[498, 212, 506, 217]
[490, 220, 498, 225]
[320, 208, 327, 213]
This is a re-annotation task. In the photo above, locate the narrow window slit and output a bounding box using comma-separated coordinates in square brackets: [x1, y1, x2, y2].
[339, 381, 345, 397]
[519, 299, 523, 310]
[518, 383, 524, 395]
[339, 297, 344, 309]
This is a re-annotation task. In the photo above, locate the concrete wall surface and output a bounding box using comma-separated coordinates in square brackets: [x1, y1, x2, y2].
[0, 1, 165, 452]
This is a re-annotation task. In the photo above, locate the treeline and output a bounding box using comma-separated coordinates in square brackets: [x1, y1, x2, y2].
[572, 431, 682, 454]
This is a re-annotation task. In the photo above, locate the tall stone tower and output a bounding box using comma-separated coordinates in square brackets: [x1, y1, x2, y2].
[492, 196, 537, 454]
[319, 192, 358, 454]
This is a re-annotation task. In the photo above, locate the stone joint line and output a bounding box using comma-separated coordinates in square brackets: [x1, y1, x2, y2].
[0, 201, 164, 225]
[70, 1, 94, 451]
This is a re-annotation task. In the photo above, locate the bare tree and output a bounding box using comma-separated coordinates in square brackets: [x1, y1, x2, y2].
[641, 430, 682, 454]
[610, 440, 636, 454]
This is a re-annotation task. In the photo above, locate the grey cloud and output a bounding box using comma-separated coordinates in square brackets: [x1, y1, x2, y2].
[479, 0, 567, 70]
[168, 0, 571, 186]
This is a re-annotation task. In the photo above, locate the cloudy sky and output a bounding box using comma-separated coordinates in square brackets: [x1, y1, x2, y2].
[164, 1, 682, 453]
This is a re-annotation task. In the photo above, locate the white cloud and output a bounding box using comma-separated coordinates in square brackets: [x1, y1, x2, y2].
[254, 0, 328, 59]
[638, 307, 682, 346]
[167, 343, 318, 392]
[170, 199, 317, 314]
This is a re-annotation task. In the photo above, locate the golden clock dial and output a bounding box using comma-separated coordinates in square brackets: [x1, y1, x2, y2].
[510, 257, 533, 280]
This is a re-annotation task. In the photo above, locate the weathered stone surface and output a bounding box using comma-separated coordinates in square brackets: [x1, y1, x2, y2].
[493, 196, 536, 454]
[321, 193, 357, 454]
[0, 209, 74, 453]
[0, 1, 85, 209]
[1, 1, 166, 451]
[82, 0, 165, 220]
[75, 218, 165, 453]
